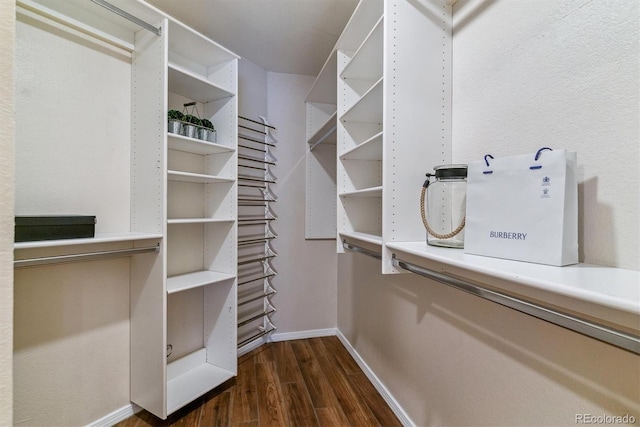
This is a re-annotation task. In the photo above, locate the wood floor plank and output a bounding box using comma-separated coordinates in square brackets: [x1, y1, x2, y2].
[254, 343, 276, 364]
[255, 361, 289, 427]
[231, 422, 259, 427]
[231, 356, 259, 424]
[347, 372, 402, 427]
[282, 381, 319, 427]
[200, 390, 232, 427]
[272, 340, 305, 384]
[321, 335, 361, 375]
[290, 339, 340, 409]
[310, 339, 379, 427]
[315, 407, 351, 427]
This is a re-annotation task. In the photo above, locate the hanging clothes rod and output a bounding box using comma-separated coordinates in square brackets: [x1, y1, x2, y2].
[342, 241, 382, 260]
[238, 199, 276, 205]
[238, 326, 276, 348]
[238, 308, 276, 328]
[90, 0, 161, 36]
[238, 115, 276, 130]
[392, 256, 640, 356]
[14, 245, 159, 268]
[239, 154, 275, 166]
[238, 176, 276, 184]
[309, 125, 337, 152]
[238, 237, 276, 247]
[239, 134, 276, 147]
[238, 216, 276, 222]
[239, 164, 267, 171]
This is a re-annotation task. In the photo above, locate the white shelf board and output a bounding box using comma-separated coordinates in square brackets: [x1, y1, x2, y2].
[167, 350, 235, 415]
[14, 232, 162, 250]
[165, 18, 239, 69]
[339, 186, 383, 198]
[168, 133, 235, 155]
[305, 50, 337, 104]
[308, 111, 337, 147]
[340, 131, 383, 160]
[167, 218, 235, 225]
[167, 270, 235, 294]
[386, 242, 640, 315]
[340, 77, 383, 124]
[167, 170, 234, 184]
[340, 231, 382, 246]
[340, 16, 383, 82]
[336, 0, 384, 53]
[168, 63, 234, 103]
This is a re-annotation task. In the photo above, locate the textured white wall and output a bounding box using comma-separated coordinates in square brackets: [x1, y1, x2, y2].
[13, 12, 132, 426]
[452, 0, 639, 270]
[0, 0, 15, 425]
[268, 72, 338, 334]
[338, 0, 640, 425]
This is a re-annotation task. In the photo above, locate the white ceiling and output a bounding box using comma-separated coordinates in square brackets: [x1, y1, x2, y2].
[146, 0, 359, 76]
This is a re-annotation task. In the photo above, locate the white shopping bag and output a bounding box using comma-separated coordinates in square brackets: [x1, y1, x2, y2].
[464, 147, 578, 266]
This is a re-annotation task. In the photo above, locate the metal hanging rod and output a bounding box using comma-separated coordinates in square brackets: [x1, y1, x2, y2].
[309, 125, 337, 152]
[238, 308, 276, 328]
[239, 144, 267, 154]
[14, 245, 159, 268]
[239, 164, 267, 171]
[239, 124, 267, 136]
[342, 241, 382, 260]
[238, 289, 277, 307]
[239, 154, 275, 166]
[239, 134, 276, 147]
[238, 176, 276, 184]
[392, 256, 640, 356]
[239, 183, 267, 190]
[238, 326, 276, 348]
[238, 115, 276, 130]
[238, 252, 277, 266]
[238, 199, 276, 205]
[90, 0, 161, 36]
[238, 272, 277, 286]
[238, 236, 277, 247]
[238, 216, 276, 222]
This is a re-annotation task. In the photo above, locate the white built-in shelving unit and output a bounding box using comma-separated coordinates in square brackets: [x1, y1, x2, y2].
[14, 0, 239, 419]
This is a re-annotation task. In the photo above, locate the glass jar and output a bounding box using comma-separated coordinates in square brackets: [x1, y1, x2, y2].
[421, 164, 467, 248]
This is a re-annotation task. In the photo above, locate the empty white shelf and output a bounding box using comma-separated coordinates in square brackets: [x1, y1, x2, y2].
[339, 186, 383, 198]
[340, 77, 383, 124]
[340, 231, 382, 246]
[14, 232, 162, 250]
[167, 170, 234, 184]
[340, 16, 383, 83]
[167, 270, 235, 294]
[339, 131, 383, 160]
[168, 63, 234, 103]
[168, 134, 235, 155]
[167, 218, 235, 225]
[308, 111, 337, 148]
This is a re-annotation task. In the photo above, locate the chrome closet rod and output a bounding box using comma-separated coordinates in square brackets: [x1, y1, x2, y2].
[309, 125, 337, 151]
[238, 290, 277, 307]
[14, 245, 159, 268]
[238, 327, 276, 348]
[239, 164, 267, 171]
[342, 241, 382, 260]
[238, 176, 276, 184]
[238, 273, 277, 286]
[238, 116, 276, 130]
[90, 0, 161, 36]
[392, 256, 640, 356]
[238, 144, 267, 154]
[239, 183, 267, 189]
[237, 236, 276, 247]
[238, 253, 276, 266]
[238, 308, 276, 327]
[239, 134, 276, 147]
[239, 155, 275, 166]
[238, 124, 267, 136]
[238, 217, 276, 223]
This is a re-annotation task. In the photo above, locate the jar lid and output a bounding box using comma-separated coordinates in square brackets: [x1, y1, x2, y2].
[433, 164, 467, 178]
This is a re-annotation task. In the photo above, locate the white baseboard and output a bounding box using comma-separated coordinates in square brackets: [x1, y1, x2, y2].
[335, 330, 415, 427]
[86, 403, 140, 427]
[270, 328, 337, 342]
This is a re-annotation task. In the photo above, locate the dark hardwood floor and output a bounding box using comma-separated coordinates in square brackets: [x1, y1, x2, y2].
[115, 336, 402, 427]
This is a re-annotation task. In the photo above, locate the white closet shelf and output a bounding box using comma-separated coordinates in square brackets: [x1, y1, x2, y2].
[167, 349, 235, 415]
[14, 232, 162, 250]
[340, 77, 383, 124]
[307, 111, 337, 147]
[167, 218, 235, 225]
[166, 19, 239, 69]
[167, 170, 234, 184]
[168, 63, 234, 103]
[339, 186, 383, 198]
[340, 16, 383, 82]
[340, 231, 382, 246]
[305, 50, 338, 104]
[386, 242, 640, 321]
[168, 134, 235, 155]
[167, 270, 235, 294]
[339, 131, 383, 160]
